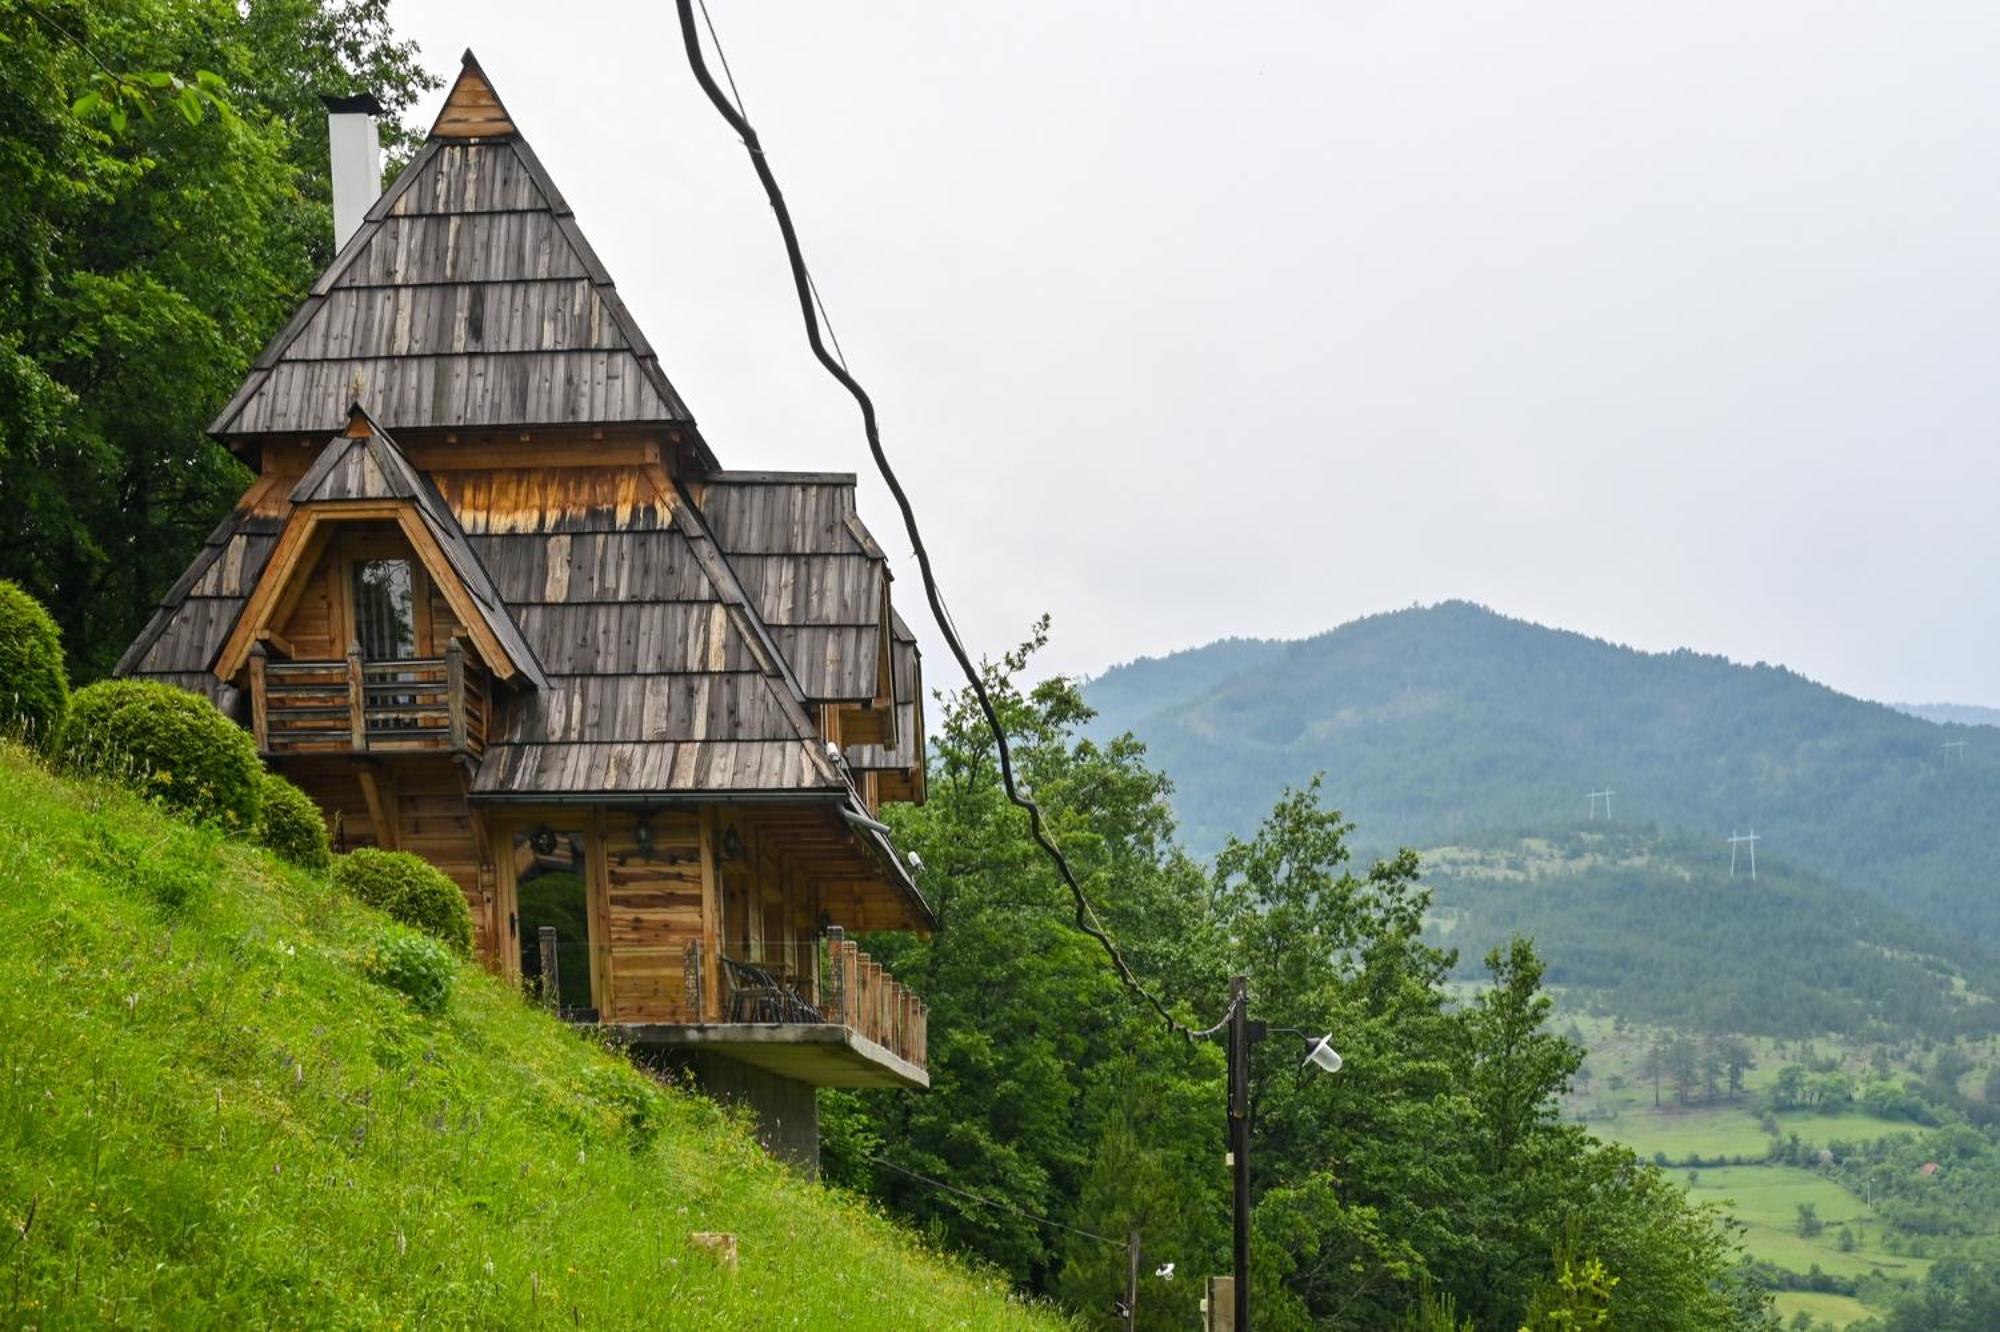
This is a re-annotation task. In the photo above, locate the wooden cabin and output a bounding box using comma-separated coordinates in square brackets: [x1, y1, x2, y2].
[114, 54, 930, 1166]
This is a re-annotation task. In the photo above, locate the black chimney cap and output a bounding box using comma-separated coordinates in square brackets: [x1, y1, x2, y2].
[320, 92, 384, 116]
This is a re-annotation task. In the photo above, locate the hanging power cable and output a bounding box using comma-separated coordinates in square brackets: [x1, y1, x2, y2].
[673, 0, 1205, 1041]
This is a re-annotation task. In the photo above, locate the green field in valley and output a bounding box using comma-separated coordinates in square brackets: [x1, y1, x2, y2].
[1769, 1290, 1879, 1329]
[1686, 1167, 1926, 1282]
[1557, 1010, 1996, 1328]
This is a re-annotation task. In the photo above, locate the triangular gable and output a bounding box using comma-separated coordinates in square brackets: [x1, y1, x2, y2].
[209, 51, 714, 466]
[290, 414, 420, 505]
[214, 406, 545, 690]
[430, 52, 516, 139]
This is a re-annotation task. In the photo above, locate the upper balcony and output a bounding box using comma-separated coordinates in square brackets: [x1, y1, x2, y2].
[248, 638, 488, 757]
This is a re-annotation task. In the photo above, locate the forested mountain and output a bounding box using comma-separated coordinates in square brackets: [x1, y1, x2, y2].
[1426, 826, 2000, 1039]
[1082, 601, 2000, 940]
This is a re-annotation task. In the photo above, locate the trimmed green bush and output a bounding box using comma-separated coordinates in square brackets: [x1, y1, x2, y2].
[333, 847, 474, 956]
[0, 580, 67, 751]
[58, 679, 261, 829]
[255, 771, 331, 871]
[365, 927, 456, 1015]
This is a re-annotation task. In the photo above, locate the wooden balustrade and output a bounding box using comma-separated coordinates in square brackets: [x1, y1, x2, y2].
[821, 930, 927, 1072]
[250, 638, 486, 756]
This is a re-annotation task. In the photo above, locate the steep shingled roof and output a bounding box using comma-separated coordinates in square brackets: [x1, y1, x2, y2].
[209, 53, 711, 463]
[113, 502, 284, 709]
[695, 472, 889, 703]
[456, 471, 847, 800]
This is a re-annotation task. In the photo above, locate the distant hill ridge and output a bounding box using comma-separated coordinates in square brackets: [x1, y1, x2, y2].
[1893, 701, 2000, 729]
[1082, 601, 2000, 940]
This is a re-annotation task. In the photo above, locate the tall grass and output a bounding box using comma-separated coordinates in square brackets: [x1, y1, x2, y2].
[0, 743, 1062, 1329]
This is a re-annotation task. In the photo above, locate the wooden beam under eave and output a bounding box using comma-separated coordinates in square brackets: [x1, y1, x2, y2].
[355, 765, 399, 851]
[698, 808, 724, 1021]
[584, 807, 612, 1019]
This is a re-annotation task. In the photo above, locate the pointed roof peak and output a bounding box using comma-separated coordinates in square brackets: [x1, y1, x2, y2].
[208, 51, 710, 463]
[341, 400, 380, 436]
[293, 405, 422, 505]
[430, 50, 515, 140]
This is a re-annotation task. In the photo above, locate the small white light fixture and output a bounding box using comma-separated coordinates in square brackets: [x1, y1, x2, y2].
[1302, 1035, 1343, 1075]
[907, 851, 925, 874]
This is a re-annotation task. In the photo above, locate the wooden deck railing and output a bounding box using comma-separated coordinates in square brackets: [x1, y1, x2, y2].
[820, 928, 927, 1072]
[249, 639, 487, 756]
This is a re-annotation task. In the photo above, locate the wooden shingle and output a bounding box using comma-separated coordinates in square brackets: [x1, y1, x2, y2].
[208, 53, 704, 456]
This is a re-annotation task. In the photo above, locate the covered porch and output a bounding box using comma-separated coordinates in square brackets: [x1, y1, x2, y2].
[483, 799, 930, 1088]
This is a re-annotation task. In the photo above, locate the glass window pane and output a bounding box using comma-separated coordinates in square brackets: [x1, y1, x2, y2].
[352, 559, 416, 660]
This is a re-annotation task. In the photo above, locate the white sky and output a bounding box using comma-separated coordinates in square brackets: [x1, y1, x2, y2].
[390, 2, 2000, 705]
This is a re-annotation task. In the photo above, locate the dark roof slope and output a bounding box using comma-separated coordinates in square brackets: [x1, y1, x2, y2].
[696, 472, 889, 702]
[210, 53, 708, 459]
[113, 504, 284, 709]
[456, 470, 844, 799]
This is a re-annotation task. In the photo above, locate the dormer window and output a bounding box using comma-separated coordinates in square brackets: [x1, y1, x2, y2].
[353, 558, 417, 660]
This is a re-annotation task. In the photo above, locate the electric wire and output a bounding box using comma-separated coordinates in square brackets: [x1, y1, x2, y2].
[862, 1154, 1123, 1247]
[695, 0, 751, 122]
[673, 0, 1206, 1041]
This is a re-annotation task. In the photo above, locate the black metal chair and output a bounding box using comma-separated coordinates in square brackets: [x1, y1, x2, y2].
[722, 955, 822, 1023]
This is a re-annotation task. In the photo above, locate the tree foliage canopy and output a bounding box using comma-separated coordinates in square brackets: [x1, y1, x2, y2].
[0, 0, 434, 679]
[831, 626, 1762, 1329]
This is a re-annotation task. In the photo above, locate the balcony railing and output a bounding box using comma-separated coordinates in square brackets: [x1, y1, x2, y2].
[684, 931, 927, 1074]
[820, 929, 927, 1072]
[249, 639, 487, 756]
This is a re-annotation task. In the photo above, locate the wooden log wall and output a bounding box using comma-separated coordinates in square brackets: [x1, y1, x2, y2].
[599, 811, 704, 1023]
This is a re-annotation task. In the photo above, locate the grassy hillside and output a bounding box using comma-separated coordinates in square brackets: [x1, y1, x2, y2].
[1082, 601, 2000, 941]
[0, 745, 1059, 1330]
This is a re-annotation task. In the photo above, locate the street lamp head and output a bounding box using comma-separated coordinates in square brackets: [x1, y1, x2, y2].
[1302, 1034, 1343, 1075]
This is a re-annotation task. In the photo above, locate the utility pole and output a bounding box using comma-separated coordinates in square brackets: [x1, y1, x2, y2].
[1226, 975, 1265, 1331]
[1586, 789, 1613, 820]
[1123, 1229, 1140, 1332]
[1944, 740, 1968, 764]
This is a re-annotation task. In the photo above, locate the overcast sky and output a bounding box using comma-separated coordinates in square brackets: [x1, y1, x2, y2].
[391, 2, 2000, 705]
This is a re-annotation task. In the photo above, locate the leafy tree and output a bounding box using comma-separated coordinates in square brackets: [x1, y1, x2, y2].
[1665, 1037, 1699, 1107]
[0, 0, 434, 679]
[1716, 1036, 1756, 1100]
[1637, 1040, 1666, 1109]
[837, 627, 1764, 1329]
[1810, 1071, 1854, 1113]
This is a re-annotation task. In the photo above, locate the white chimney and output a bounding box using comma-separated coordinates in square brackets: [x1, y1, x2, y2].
[322, 92, 383, 251]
